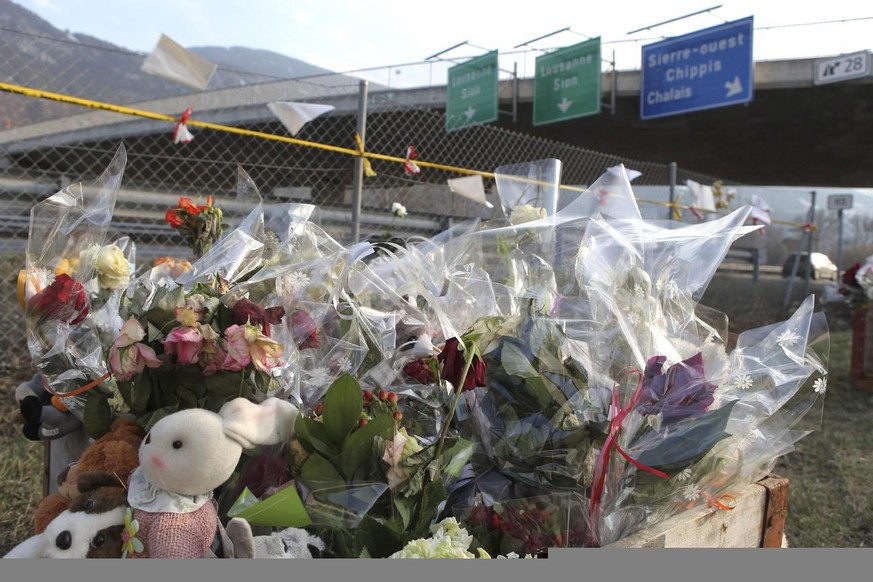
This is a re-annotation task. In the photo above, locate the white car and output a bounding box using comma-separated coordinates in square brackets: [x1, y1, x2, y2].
[781, 252, 839, 281]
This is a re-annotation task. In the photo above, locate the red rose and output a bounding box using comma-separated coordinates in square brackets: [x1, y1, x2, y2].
[291, 309, 319, 350]
[843, 262, 862, 288]
[177, 197, 201, 215]
[26, 273, 89, 325]
[164, 208, 184, 228]
[437, 337, 486, 392]
[231, 298, 285, 337]
[402, 359, 436, 384]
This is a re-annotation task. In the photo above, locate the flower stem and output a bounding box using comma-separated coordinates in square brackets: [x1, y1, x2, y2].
[433, 338, 477, 466]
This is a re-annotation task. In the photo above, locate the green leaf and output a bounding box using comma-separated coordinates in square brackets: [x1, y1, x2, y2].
[83, 392, 112, 439]
[441, 438, 476, 478]
[322, 374, 363, 448]
[340, 413, 396, 480]
[500, 340, 538, 378]
[116, 380, 133, 411]
[147, 321, 164, 343]
[300, 453, 345, 491]
[353, 515, 404, 558]
[178, 386, 199, 410]
[203, 370, 244, 397]
[296, 416, 340, 459]
[524, 373, 563, 412]
[393, 496, 412, 530]
[409, 477, 446, 540]
[530, 318, 567, 374]
[632, 401, 738, 471]
[129, 370, 153, 414]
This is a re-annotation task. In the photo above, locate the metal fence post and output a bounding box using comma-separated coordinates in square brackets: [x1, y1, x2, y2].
[351, 79, 369, 243]
[668, 162, 677, 220]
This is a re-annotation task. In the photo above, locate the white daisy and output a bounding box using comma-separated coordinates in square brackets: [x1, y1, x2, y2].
[733, 374, 754, 391]
[776, 329, 800, 347]
[813, 376, 827, 395]
[682, 483, 702, 502]
[626, 312, 641, 326]
[306, 366, 332, 387]
[676, 467, 693, 483]
[276, 270, 311, 299]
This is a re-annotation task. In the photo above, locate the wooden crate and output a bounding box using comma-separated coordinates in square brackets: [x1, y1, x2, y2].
[606, 474, 789, 548]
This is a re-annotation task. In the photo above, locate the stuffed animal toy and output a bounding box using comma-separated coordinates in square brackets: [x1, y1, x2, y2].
[4, 471, 129, 559]
[224, 518, 325, 559]
[14, 373, 83, 442]
[126, 397, 299, 559]
[34, 417, 143, 534]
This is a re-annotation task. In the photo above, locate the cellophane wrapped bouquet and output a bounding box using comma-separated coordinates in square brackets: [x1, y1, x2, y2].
[19, 145, 134, 437]
[16, 151, 828, 558]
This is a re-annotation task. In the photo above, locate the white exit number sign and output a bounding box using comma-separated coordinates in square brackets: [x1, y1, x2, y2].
[827, 194, 854, 211]
[815, 51, 870, 85]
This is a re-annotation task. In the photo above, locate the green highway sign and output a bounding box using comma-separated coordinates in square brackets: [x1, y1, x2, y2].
[446, 50, 499, 132]
[533, 38, 601, 126]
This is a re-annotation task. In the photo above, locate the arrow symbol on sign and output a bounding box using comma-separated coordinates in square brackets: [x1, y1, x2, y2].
[557, 97, 573, 112]
[724, 76, 743, 97]
[465, 106, 476, 121]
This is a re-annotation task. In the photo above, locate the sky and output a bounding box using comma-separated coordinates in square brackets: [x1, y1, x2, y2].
[12, 0, 873, 76]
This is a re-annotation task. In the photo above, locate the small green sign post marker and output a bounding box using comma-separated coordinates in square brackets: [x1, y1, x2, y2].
[446, 50, 499, 132]
[533, 38, 601, 126]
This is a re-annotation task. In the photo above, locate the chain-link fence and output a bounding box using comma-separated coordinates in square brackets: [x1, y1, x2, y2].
[0, 26, 731, 370]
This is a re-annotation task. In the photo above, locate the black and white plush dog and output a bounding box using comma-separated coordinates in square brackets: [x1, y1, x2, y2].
[3, 472, 127, 559]
[224, 517, 325, 559]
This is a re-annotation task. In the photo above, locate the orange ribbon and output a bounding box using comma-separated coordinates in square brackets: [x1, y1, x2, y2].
[704, 492, 737, 511]
[42, 371, 112, 400]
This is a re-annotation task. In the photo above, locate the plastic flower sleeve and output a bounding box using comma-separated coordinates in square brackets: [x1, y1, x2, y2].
[599, 302, 828, 545]
[23, 145, 126, 415]
[568, 206, 828, 546]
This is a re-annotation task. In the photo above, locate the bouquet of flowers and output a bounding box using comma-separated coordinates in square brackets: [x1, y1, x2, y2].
[165, 194, 227, 260]
[104, 168, 321, 435]
[837, 256, 873, 310]
[20, 144, 133, 437]
[15, 151, 831, 558]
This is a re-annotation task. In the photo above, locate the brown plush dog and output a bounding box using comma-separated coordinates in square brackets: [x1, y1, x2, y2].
[34, 417, 143, 534]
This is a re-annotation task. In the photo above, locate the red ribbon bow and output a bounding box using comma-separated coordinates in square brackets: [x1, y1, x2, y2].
[404, 145, 421, 175]
[173, 106, 194, 144]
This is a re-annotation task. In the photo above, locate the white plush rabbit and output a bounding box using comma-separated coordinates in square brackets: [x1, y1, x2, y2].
[125, 397, 298, 559]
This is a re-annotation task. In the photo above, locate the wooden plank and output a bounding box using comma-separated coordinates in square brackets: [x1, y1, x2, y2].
[759, 474, 789, 548]
[606, 480, 769, 548]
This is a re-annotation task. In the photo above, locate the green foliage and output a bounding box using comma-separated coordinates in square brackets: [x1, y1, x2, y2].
[293, 373, 453, 557]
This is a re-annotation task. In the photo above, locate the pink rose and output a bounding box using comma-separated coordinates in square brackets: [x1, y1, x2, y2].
[198, 325, 227, 376]
[222, 324, 252, 371]
[163, 326, 203, 365]
[109, 319, 162, 381]
[221, 323, 284, 373]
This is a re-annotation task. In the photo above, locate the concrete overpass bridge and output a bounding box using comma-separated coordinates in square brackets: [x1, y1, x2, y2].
[3, 54, 871, 189]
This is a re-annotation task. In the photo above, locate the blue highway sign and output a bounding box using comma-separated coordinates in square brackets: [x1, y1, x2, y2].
[640, 16, 754, 120]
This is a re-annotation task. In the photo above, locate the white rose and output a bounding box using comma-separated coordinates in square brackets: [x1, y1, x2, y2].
[509, 204, 547, 225]
[391, 202, 407, 218]
[95, 244, 132, 290]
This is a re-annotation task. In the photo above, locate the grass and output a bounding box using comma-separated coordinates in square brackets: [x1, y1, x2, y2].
[0, 367, 45, 556]
[0, 273, 870, 554]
